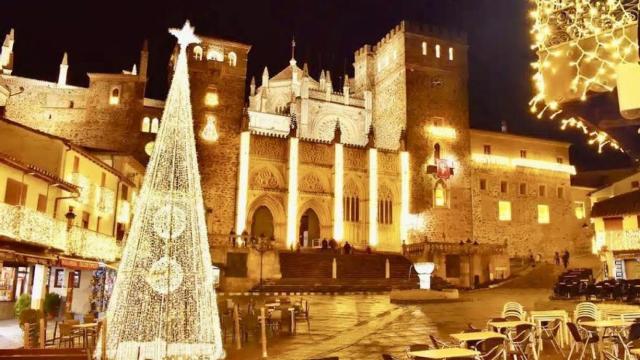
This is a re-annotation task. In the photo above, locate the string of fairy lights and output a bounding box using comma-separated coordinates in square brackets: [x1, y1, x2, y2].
[529, 0, 639, 153]
[97, 21, 224, 359]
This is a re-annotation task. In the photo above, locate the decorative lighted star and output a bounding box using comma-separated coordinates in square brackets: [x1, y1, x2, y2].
[169, 20, 201, 48]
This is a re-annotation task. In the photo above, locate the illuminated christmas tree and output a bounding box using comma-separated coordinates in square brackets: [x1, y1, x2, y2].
[98, 21, 224, 360]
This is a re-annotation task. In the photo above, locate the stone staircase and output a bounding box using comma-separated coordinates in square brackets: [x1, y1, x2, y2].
[252, 251, 452, 293]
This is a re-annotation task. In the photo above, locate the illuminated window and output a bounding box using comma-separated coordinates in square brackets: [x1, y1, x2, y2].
[434, 181, 446, 208]
[483, 145, 491, 155]
[539, 185, 546, 197]
[519, 183, 527, 196]
[144, 141, 155, 156]
[520, 149, 527, 159]
[575, 201, 585, 219]
[422, 41, 427, 56]
[448, 47, 454, 61]
[109, 86, 121, 105]
[498, 201, 511, 221]
[557, 187, 564, 199]
[206, 48, 224, 61]
[500, 181, 508, 193]
[435, 44, 441, 58]
[141, 117, 150, 132]
[193, 46, 203, 61]
[228, 51, 237, 67]
[205, 92, 219, 107]
[538, 204, 550, 224]
[479, 178, 487, 191]
[150, 118, 159, 133]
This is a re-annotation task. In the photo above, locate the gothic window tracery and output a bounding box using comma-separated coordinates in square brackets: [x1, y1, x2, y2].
[378, 186, 393, 225]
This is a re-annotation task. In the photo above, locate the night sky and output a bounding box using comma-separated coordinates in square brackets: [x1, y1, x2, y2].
[0, 0, 633, 171]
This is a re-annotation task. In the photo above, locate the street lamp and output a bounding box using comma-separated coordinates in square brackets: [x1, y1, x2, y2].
[250, 233, 275, 291]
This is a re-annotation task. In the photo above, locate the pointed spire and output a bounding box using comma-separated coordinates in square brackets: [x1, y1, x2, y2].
[289, 113, 298, 138]
[289, 35, 297, 67]
[303, 63, 309, 77]
[131, 64, 138, 75]
[58, 52, 69, 87]
[8, 28, 14, 40]
[343, 74, 349, 88]
[142, 39, 149, 51]
[250, 76, 256, 96]
[319, 70, 325, 81]
[262, 66, 269, 87]
[333, 120, 342, 144]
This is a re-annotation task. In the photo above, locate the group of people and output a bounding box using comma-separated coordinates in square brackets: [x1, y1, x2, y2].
[527, 249, 571, 269]
[555, 250, 571, 269]
[320, 238, 354, 254]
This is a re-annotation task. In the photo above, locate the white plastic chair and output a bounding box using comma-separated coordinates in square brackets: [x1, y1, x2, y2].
[501, 302, 526, 320]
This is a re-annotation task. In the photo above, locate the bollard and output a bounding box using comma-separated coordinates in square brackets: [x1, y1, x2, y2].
[260, 306, 268, 358]
[234, 304, 241, 350]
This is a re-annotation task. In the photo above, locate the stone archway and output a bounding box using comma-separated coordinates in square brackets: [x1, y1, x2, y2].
[251, 206, 274, 239]
[299, 208, 320, 248]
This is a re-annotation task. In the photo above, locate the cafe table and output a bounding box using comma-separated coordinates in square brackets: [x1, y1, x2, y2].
[529, 310, 569, 348]
[71, 322, 98, 348]
[450, 331, 506, 347]
[488, 320, 535, 331]
[579, 319, 632, 357]
[408, 348, 480, 359]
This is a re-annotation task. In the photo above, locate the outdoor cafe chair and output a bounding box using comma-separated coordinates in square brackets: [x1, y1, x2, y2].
[567, 322, 598, 360]
[508, 324, 535, 360]
[429, 334, 453, 349]
[486, 317, 507, 333]
[473, 337, 506, 360]
[539, 319, 564, 357]
[295, 300, 311, 333]
[58, 323, 82, 348]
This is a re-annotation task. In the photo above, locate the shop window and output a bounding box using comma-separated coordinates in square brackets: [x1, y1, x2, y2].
[4, 178, 27, 206]
[498, 201, 511, 221]
[141, 117, 150, 132]
[0, 267, 16, 301]
[434, 181, 447, 208]
[575, 201, 585, 220]
[445, 255, 461, 278]
[448, 47, 454, 61]
[109, 86, 121, 106]
[37, 194, 47, 213]
[483, 145, 491, 155]
[228, 51, 237, 67]
[421, 41, 427, 56]
[538, 204, 550, 224]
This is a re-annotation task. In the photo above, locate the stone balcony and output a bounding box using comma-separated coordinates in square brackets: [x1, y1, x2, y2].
[0, 202, 121, 262]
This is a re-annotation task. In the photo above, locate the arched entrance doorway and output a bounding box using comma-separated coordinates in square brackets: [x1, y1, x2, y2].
[251, 206, 274, 239]
[299, 209, 320, 248]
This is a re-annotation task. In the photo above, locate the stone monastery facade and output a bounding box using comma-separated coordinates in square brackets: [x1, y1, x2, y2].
[0, 21, 585, 257]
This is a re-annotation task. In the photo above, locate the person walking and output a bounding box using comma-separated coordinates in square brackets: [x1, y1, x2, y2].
[343, 241, 352, 255]
[562, 250, 570, 269]
[554, 251, 561, 266]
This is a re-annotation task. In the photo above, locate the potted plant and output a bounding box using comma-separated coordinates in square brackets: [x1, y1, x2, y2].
[43, 293, 61, 319]
[14, 293, 31, 319]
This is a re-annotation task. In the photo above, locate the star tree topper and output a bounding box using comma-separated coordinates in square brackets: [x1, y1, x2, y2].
[169, 20, 201, 48]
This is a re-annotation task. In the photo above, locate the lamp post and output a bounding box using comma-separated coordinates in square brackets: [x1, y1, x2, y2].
[250, 233, 275, 291]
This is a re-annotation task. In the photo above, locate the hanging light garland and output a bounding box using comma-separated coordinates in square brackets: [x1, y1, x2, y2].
[529, 0, 638, 153]
[97, 20, 224, 360]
